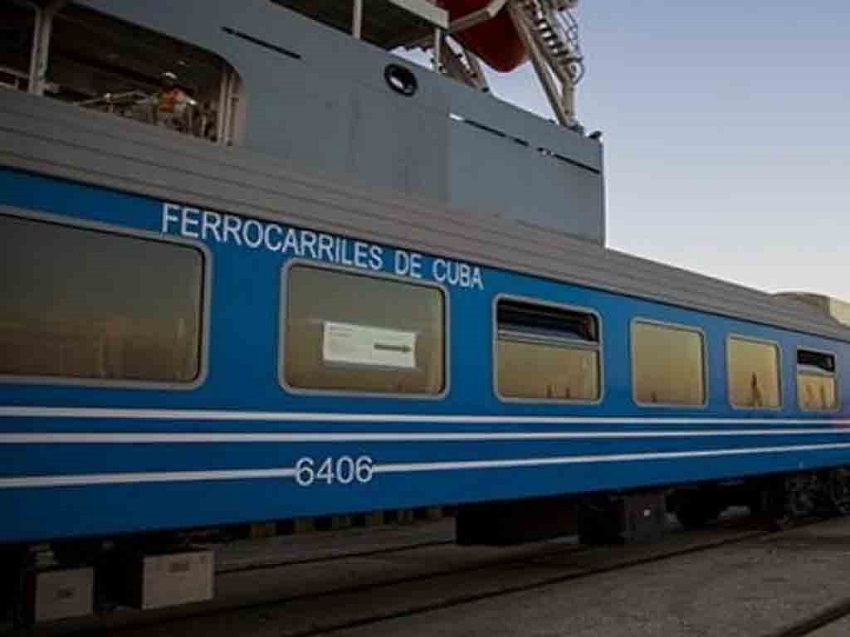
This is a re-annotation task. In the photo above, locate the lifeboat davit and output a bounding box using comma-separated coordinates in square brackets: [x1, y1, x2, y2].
[438, 0, 528, 72]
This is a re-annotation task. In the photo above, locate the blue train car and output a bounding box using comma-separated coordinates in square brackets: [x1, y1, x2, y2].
[3, 158, 850, 545]
[2, 0, 850, 619]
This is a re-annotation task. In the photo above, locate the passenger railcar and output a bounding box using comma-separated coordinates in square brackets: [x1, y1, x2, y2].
[3, 159, 850, 545]
[2, 0, 850, 621]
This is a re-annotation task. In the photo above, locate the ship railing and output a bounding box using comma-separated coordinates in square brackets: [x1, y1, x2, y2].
[1, 1, 241, 145]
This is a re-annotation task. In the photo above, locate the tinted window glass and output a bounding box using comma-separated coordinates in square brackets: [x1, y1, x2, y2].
[727, 337, 781, 408]
[632, 321, 705, 406]
[797, 350, 838, 411]
[0, 214, 204, 382]
[284, 265, 444, 395]
[497, 300, 600, 401]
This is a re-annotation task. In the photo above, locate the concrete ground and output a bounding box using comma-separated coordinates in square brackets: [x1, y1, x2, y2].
[330, 517, 850, 637]
[810, 617, 850, 637]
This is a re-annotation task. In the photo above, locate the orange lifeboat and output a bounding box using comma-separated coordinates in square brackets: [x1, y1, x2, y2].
[438, 0, 528, 72]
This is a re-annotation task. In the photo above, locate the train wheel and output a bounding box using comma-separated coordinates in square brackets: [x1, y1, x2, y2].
[828, 469, 850, 516]
[765, 474, 818, 530]
[786, 475, 817, 517]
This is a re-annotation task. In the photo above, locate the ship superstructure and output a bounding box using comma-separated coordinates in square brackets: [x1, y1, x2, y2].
[1, 0, 605, 243]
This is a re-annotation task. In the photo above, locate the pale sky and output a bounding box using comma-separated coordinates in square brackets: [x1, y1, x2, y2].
[480, 1, 850, 301]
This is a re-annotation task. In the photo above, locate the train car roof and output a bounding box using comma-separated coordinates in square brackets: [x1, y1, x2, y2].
[2, 90, 849, 343]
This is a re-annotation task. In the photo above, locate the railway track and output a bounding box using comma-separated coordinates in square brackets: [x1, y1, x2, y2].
[15, 513, 850, 637]
[762, 590, 850, 637]
[216, 520, 457, 574]
[18, 512, 792, 637]
[296, 514, 850, 637]
[275, 527, 773, 637]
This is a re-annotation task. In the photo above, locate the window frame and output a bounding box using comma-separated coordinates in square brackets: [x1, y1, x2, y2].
[8, 2, 246, 146]
[630, 317, 709, 410]
[278, 259, 450, 400]
[492, 293, 604, 405]
[0, 205, 211, 390]
[795, 346, 841, 413]
[725, 333, 783, 411]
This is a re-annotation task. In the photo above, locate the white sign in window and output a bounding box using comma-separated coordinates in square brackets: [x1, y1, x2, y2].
[322, 322, 417, 370]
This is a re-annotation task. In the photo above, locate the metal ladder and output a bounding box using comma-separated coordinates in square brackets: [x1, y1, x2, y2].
[520, 0, 584, 84]
[510, 0, 585, 128]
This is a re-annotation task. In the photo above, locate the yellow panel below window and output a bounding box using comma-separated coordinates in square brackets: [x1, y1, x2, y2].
[797, 373, 838, 411]
[497, 339, 599, 401]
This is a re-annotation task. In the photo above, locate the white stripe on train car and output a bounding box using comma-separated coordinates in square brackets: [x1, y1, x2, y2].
[0, 467, 296, 488]
[0, 406, 849, 426]
[2, 429, 850, 443]
[3, 441, 850, 489]
[374, 441, 850, 473]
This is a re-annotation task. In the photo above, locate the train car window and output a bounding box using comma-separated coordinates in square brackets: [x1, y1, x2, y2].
[797, 350, 839, 411]
[496, 299, 600, 402]
[727, 337, 781, 409]
[283, 265, 445, 395]
[632, 321, 706, 407]
[0, 214, 204, 383]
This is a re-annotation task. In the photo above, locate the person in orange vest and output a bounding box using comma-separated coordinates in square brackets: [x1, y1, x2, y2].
[154, 71, 195, 131]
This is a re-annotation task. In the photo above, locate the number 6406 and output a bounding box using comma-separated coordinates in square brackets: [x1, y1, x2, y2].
[294, 455, 374, 487]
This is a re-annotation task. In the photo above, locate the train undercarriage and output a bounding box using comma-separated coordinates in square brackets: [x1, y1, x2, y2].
[4, 467, 850, 625]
